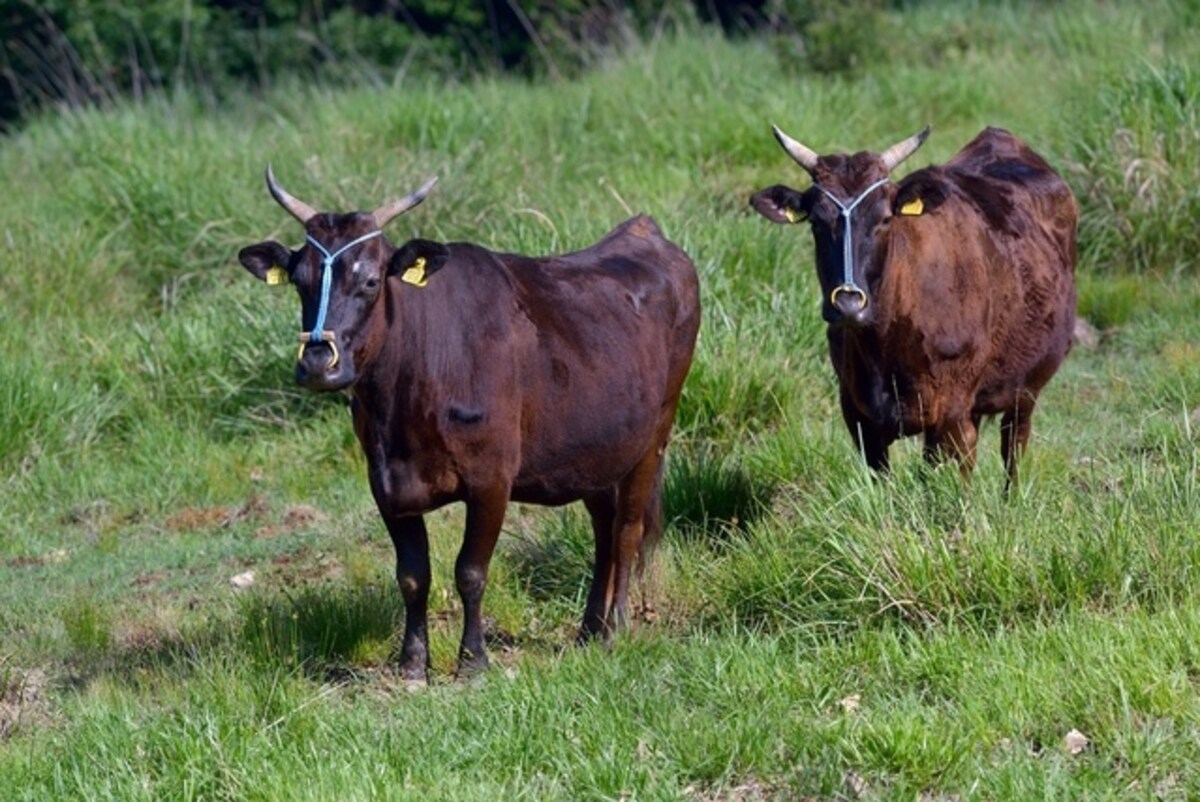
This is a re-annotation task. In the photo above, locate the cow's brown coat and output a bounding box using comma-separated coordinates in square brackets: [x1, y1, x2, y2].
[753, 127, 1077, 482]
[241, 178, 700, 680]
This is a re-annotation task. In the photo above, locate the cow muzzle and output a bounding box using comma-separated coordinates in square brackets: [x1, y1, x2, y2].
[830, 284, 869, 318]
[297, 330, 339, 371]
[295, 331, 353, 390]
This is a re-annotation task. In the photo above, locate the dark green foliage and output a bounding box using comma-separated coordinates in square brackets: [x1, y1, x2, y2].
[0, 0, 701, 128]
[769, 0, 891, 76]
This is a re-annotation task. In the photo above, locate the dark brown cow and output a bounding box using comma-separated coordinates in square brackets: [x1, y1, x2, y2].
[239, 168, 700, 681]
[751, 126, 1076, 484]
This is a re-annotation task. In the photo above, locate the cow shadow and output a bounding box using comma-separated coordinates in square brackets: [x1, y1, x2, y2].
[236, 583, 402, 672]
[502, 507, 594, 605]
[664, 445, 776, 546]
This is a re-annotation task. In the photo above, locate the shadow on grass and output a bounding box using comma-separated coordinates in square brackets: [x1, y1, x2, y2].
[502, 508, 594, 605]
[665, 445, 777, 545]
[238, 583, 403, 670]
[501, 446, 779, 608]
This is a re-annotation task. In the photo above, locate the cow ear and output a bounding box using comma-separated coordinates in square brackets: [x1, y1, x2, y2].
[390, 239, 450, 286]
[750, 185, 808, 224]
[239, 241, 294, 285]
[894, 172, 949, 217]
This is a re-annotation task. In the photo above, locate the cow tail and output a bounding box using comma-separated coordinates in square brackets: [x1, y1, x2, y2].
[636, 454, 668, 623]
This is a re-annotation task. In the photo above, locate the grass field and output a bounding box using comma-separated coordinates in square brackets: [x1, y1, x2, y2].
[2, 0, 1200, 798]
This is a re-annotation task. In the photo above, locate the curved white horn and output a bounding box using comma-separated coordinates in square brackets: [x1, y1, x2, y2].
[771, 124, 820, 175]
[372, 176, 439, 229]
[880, 125, 932, 172]
[265, 164, 318, 224]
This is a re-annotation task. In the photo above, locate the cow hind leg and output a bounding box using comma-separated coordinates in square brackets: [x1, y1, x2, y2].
[1001, 393, 1037, 493]
[607, 447, 665, 633]
[635, 457, 667, 625]
[454, 484, 510, 678]
[579, 488, 618, 644]
[385, 514, 432, 684]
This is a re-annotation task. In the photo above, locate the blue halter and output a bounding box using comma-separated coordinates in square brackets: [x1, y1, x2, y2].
[301, 230, 382, 344]
[815, 178, 890, 305]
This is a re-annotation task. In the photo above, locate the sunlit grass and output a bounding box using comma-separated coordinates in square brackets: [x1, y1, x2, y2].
[1, 0, 1199, 798]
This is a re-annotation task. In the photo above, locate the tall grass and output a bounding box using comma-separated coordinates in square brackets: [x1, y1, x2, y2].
[1, 0, 1200, 798]
[1072, 58, 1200, 275]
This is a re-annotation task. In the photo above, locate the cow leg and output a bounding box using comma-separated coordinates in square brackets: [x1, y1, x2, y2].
[579, 488, 618, 643]
[1001, 394, 1036, 493]
[385, 514, 432, 683]
[841, 393, 890, 473]
[454, 485, 509, 678]
[925, 416, 979, 479]
[607, 449, 662, 633]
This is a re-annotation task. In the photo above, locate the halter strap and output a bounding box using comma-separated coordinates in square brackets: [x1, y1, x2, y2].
[815, 178, 890, 299]
[301, 230, 382, 345]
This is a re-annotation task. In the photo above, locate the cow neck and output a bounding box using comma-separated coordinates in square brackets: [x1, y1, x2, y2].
[353, 274, 415, 410]
[815, 178, 890, 303]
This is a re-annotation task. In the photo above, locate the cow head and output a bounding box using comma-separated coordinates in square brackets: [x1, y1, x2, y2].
[751, 125, 930, 327]
[238, 167, 440, 391]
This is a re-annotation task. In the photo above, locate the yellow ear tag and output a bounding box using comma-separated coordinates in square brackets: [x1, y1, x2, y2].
[401, 256, 428, 288]
[900, 197, 924, 216]
[265, 266, 288, 286]
[784, 207, 802, 223]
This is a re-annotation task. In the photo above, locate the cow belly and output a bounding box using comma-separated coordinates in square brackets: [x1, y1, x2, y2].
[367, 457, 459, 516]
[512, 399, 664, 504]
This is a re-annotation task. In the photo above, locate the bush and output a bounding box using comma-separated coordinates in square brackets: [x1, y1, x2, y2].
[0, 0, 699, 129]
[769, 0, 891, 76]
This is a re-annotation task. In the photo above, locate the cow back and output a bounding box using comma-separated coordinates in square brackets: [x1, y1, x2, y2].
[877, 128, 1077, 419]
[357, 215, 699, 510]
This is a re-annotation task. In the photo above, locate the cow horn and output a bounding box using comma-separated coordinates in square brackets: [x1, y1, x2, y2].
[880, 125, 932, 172]
[372, 176, 439, 229]
[771, 124, 819, 175]
[265, 164, 318, 225]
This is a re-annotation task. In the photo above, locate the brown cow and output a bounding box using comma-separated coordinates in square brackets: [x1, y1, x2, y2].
[239, 168, 700, 681]
[751, 126, 1076, 484]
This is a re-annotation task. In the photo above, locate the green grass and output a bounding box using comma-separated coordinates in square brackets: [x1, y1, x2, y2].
[2, 0, 1200, 798]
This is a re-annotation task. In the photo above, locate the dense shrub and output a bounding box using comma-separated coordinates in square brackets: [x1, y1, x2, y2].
[0, 0, 940, 129]
[767, 0, 891, 76]
[0, 0, 700, 128]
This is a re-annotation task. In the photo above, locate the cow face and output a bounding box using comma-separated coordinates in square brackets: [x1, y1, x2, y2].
[752, 125, 930, 327]
[239, 167, 437, 392]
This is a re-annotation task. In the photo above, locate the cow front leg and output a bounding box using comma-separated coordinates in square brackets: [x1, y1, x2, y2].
[455, 485, 509, 678]
[385, 514, 432, 684]
[841, 392, 891, 473]
[579, 488, 618, 643]
[925, 416, 979, 479]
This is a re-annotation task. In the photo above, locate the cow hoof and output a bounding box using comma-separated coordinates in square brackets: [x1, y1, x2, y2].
[456, 652, 490, 680]
[575, 626, 614, 649]
[396, 660, 429, 687]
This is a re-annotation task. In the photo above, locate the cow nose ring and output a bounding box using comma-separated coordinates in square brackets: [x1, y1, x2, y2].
[297, 330, 340, 370]
[830, 284, 869, 312]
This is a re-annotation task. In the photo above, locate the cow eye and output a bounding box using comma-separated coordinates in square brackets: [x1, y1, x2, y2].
[364, 275, 381, 292]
